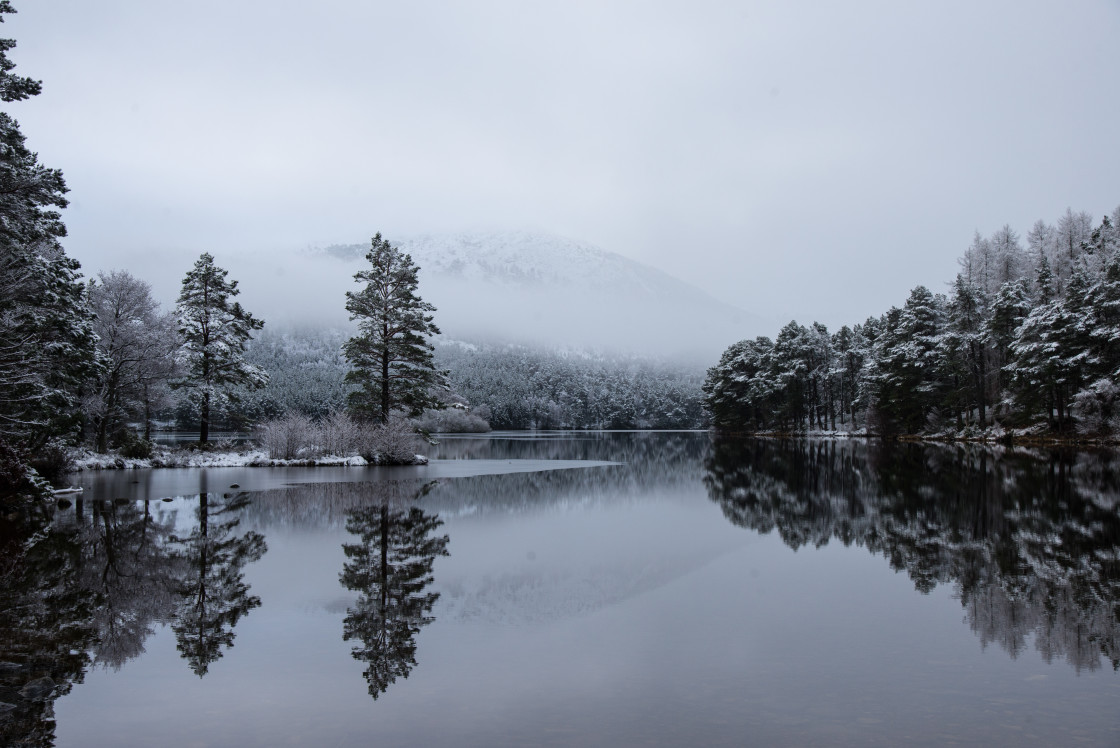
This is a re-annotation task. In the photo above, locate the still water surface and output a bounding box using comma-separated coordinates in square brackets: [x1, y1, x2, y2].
[2, 432, 1118, 746]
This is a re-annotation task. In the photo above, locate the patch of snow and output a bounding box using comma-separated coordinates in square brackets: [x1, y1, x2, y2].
[68, 447, 427, 471]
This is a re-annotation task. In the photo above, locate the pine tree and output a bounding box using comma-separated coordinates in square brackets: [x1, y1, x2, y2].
[0, 2, 98, 461]
[344, 234, 446, 423]
[702, 337, 776, 430]
[174, 254, 266, 443]
[867, 287, 946, 434]
[1035, 253, 1055, 304]
[942, 275, 989, 426]
[987, 279, 1031, 396]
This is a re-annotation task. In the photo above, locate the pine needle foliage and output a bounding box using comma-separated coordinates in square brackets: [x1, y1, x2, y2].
[174, 253, 266, 443]
[344, 234, 446, 423]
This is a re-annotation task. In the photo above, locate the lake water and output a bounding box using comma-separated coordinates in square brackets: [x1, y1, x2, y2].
[2, 432, 1118, 746]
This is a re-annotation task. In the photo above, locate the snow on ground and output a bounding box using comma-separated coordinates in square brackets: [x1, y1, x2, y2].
[69, 448, 427, 471]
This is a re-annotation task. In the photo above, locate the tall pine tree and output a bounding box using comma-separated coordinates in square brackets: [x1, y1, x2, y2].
[0, 1, 97, 484]
[174, 253, 266, 443]
[344, 234, 446, 423]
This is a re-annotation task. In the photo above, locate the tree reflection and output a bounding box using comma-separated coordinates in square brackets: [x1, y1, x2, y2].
[67, 499, 181, 669]
[169, 492, 266, 676]
[704, 438, 1120, 672]
[340, 482, 448, 699]
[0, 488, 267, 743]
[0, 504, 96, 747]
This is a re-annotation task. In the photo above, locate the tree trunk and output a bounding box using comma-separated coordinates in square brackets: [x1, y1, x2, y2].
[143, 390, 152, 442]
[96, 417, 109, 454]
[976, 350, 987, 427]
[381, 346, 390, 425]
[200, 390, 210, 444]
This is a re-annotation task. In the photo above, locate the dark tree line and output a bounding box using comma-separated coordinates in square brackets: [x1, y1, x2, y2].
[705, 206, 1120, 437]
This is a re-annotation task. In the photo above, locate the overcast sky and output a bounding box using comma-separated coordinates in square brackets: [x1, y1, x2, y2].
[7, 0, 1120, 331]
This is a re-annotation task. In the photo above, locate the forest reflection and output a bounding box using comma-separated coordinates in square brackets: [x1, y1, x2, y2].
[705, 438, 1120, 673]
[239, 431, 709, 531]
[0, 490, 266, 746]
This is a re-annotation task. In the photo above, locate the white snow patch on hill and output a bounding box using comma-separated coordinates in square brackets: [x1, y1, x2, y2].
[318, 231, 759, 360]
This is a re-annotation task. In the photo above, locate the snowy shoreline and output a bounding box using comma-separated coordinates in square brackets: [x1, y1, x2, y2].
[68, 448, 428, 472]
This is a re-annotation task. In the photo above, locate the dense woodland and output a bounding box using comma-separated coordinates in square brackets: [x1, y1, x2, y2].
[432, 344, 706, 430]
[704, 206, 1120, 438]
[168, 332, 707, 433]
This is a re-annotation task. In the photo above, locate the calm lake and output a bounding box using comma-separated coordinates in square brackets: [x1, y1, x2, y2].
[3, 431, 1118, 746]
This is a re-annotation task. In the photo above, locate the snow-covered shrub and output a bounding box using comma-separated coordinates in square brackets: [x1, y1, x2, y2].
[258, 413, 317, 459]
[0, 439, 48, 500]
[357, 414, 423, 465]
[317, 410, 362, 456]
[416, 406, 491, 433]
[1072, 379, 1120, 436]
[116, 430, 154, 459]
[29, 440, 74, 482]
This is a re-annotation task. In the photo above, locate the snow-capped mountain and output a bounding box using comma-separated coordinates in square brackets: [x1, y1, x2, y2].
[320, 231, 758, 360]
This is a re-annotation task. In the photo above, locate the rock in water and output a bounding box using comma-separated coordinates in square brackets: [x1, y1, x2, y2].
[19, 677, 55, 700]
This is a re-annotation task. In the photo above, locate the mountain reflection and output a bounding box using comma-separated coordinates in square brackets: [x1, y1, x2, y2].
[704, 438, 1120, 672]
[339, 481, 449, 699]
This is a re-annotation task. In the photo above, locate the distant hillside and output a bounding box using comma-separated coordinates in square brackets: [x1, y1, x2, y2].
[320, 231, 758, 360]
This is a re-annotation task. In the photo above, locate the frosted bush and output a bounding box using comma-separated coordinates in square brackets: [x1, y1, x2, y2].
[258, 413, 317, 459]
[357, 414, 423, 465]
[1072, 379, 1119, 436]
[416, 407, 491, 433]
[317, 410, 362, 456]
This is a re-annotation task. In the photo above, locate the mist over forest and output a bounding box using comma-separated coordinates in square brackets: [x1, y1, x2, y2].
[197, 230, 757, 363]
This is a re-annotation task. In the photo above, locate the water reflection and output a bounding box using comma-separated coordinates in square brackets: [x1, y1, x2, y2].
[169, 492, 266, 677]
[69, 499, 179, 670]
[704, 438, 1120, 672]
[340, 491, 449, 699]
[0, 504, 95, 748]
[231, 432, 709, 532]
[0, 490, 267, 746]
[433, 430, 707, 470]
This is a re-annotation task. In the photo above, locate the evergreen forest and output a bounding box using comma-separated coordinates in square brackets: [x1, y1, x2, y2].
[704, 207, 1120, 439]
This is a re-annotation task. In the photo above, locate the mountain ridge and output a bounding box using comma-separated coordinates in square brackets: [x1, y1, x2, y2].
[315, 230, 758, 360]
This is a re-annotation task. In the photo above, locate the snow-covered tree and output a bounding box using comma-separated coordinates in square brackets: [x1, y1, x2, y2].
[990, 224, 1026, 292]
[174, 253, 266, 443]
[0, 2, 98, 465]
[705, 205, 1120, 437]
[86, 270, 178, 451]
[987, 279, 1031, 398]
[1007, 271, 1094, 431]
[942, 275, 989, 426]
[344, 234, 446, 423]
[1052, 208, 1094, 293]
[866, 287, 946, 434]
